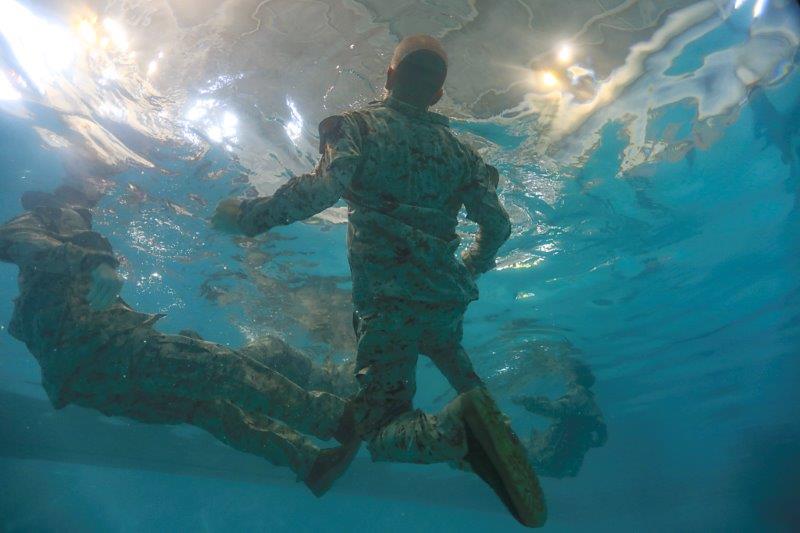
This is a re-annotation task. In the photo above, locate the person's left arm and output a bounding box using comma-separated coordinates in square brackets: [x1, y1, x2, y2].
[213, 115, 362, 237]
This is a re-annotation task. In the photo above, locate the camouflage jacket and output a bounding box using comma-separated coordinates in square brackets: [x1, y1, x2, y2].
[238, 96, 511, 306]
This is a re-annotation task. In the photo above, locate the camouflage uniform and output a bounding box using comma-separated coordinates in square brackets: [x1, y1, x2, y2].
[0, 203, 349, 480]
[0, 200, 594, 479]
[514, 360, 607, 478]
[237, 96, 512, 463]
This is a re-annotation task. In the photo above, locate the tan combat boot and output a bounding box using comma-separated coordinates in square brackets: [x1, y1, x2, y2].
[455, 387, 548, 528]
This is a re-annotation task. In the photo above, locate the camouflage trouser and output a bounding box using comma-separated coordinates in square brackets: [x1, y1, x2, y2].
[45, 324, 347, 481]
[352, 298, 483, 463]
[0, 203, 351, 481]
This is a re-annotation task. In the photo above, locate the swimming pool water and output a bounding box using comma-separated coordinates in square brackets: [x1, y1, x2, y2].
[1, 1, 799, 531]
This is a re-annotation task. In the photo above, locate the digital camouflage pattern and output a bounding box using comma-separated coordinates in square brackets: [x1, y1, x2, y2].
[237, 95, 512, 307]
[513, 358, 607, 478]
[0, 201, 349, 481]
[0, 193, 601, 481]
[352, 297, 481, 460]
[234, 96, 512, 462]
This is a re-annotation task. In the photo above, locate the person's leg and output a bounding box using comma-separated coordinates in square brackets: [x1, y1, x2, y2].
[355, 300, 471, 464]
[419, 303, 484, 394]
[49, 322, 334, 481]
[191, 399, 322, 480]
[239, 336, 357, 396]
[141, 332, 349, 441]
[1, 202, 336, 489]
[352, 298, 420, 440]
[366, 400, 469, 464]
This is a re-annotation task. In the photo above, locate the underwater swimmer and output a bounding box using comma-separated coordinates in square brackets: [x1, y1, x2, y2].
[514, 357, 607, 478]
[0, 190, 359, 490]
[213, 35, 546, 527]
[0, 191, 593, 510]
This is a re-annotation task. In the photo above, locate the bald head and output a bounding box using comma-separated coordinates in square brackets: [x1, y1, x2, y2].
[386, 35, 448, 108]
[391, 35, 448, 68]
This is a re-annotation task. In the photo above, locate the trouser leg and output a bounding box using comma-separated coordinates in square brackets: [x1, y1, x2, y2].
[129, 331, 346, 441]
[365, 399, 468, 464]
[70, 327, 346, 442]
[239, 336, 357, 396]
[419, 305, 483, 394]
[352, 299, 475, 464]
[352, 300, 419, 439]
[192, 399, 321, 480]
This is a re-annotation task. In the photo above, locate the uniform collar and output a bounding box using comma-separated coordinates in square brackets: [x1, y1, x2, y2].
[382, 95, 449, 126]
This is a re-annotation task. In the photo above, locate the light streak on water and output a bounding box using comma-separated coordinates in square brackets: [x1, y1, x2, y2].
[184, 98, 239, 145]
[753, 0, 768, 18]
[0, 1, 76, 93]
[285, 98, 304, 143]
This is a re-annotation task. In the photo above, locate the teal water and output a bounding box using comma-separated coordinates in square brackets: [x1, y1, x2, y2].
[1, 1, 799, 531]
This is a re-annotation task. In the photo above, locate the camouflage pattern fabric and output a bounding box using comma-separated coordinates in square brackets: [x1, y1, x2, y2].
[237, 95, 512, 307]
[0, 203, 349, 481]
[234, 96, 511, 463]
[2, 188, 602, 488]
[351, 298, 481, 447]
[514, 360, 607, 478]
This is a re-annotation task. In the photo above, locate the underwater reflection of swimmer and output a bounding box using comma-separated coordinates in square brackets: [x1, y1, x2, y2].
[513, 357, 607, 478]
[750, 87, 800, 185]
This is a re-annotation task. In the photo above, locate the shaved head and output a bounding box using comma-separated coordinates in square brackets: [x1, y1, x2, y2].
[391, 34, 448, 69]
[387, 35, 448, 108]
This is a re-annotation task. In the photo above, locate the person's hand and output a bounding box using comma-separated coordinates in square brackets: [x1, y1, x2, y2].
[87, 263, 123, 311]
[210, 198, 244, 234]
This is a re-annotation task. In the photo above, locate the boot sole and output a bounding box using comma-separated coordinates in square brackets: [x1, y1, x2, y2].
[461, 387, 547, 528]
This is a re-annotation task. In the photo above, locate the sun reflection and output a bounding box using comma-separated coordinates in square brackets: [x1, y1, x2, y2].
[541, 70, 559, 87]
[556, 44, 573, 64]
[185, 98, 215, 121]
[285, 98, 304, 143]
[77, 19, 97, 45]
[102, 18, 129, 51]
[0, 1, 76, 93]
[184, 98, 239, 146]
[222, 111, 238, 138]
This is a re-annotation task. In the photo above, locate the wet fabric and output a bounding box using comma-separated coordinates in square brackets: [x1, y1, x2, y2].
[1, 206, 348, 480]
[1, 195, 598, 489]
[518, 386, 607, 478]
[351, 298, 482, 439]
[237, 95, 512, 307]
[236, 96, 511, 466]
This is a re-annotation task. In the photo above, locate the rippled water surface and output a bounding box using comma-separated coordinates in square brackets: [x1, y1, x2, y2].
[1, 1, 799, 531]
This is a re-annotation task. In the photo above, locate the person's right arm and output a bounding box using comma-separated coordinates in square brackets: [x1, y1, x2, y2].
[460, 149, 512, 277]
[212, 114, 363, 237]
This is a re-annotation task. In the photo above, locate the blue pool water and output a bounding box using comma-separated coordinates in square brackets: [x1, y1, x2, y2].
[1, 1, 799, 531]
